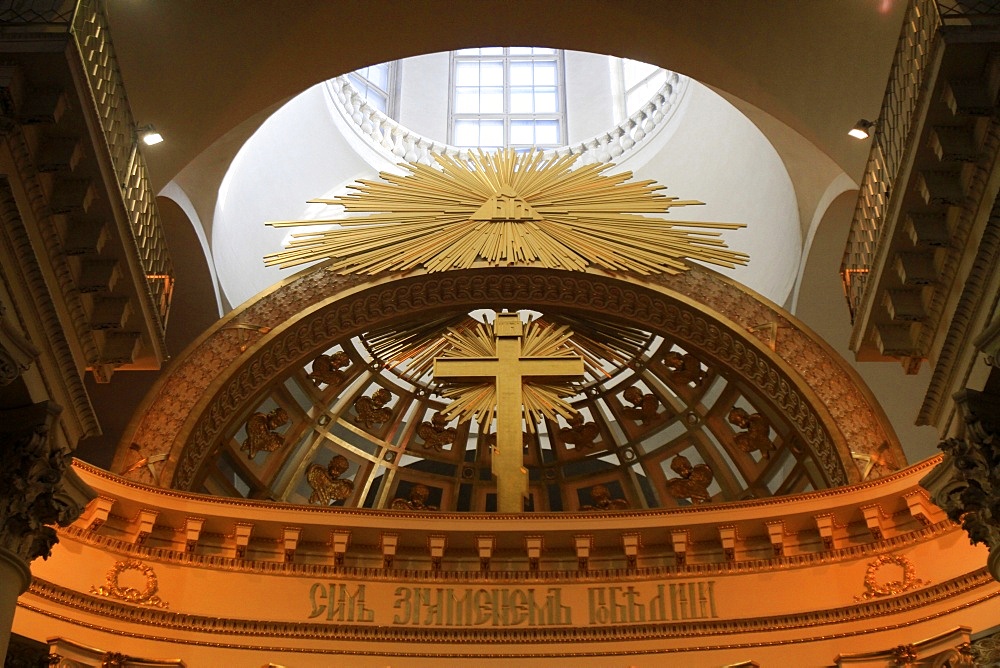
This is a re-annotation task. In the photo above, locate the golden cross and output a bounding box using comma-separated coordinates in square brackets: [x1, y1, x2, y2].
[433, 313, 584, 512]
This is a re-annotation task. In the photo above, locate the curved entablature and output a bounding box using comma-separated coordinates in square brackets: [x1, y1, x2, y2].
[114, 264, 905, 510]
[17, 455, 996, 665]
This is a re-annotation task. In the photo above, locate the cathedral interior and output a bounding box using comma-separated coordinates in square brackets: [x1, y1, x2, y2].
[2, 1, 1000, 666]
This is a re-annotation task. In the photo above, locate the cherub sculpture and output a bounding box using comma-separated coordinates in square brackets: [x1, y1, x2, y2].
[664, 455, 714, 504]
[354, 389, 393, 430]
[306, 454, 354, 505]
[390, 483, 437, 511]
[580, 484, 630, 511]
[308, 351, 351, 387]
[621, 386, 659, 423]
[559, 413, 600, 450]
[728, 407, 776, 459]
[240, 407, 289, 458]
[416, 411, 458, 451]
[664, 350, 705, 387]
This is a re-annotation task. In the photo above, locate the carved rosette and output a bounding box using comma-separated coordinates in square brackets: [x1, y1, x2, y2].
[0, 402, 86, 574]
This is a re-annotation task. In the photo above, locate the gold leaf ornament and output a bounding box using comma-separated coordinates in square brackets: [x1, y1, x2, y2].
[265, 149, 748, 275]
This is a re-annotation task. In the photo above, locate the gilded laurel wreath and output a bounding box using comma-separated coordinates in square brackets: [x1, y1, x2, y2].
[855, 554, 926, 601]
[265, 149, 748, 276]
[90, 559, 169, 608]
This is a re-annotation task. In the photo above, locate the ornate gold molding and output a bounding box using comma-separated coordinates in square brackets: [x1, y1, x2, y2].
[89, 559, 169, 609]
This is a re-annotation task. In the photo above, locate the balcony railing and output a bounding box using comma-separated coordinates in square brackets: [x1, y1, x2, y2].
[70, 0, 174, 333]
[840, 0, 1000, 322]
[327, 71, 689, 167]
[2, 0, 174, 335]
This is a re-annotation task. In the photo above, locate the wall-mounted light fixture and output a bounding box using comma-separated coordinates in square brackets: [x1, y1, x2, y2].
[137, 124, 163, 146]
[848, 119, 876, 140]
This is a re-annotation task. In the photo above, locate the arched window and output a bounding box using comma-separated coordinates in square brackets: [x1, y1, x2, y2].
[450, 47, 566, 149]
[613, 58, 668, 123]
[348, 62, 398, 118]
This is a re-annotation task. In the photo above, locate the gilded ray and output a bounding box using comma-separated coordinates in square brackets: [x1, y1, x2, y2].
[265, 149, 748, 275]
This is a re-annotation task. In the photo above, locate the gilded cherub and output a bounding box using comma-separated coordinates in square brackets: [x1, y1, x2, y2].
[354, 389, 393, 429]
[664, 455, 714, 504]
[559, 413, 600, 450]
[580, 484, 630, 511]
[664, 350, 705, 387]
[416, 411, 458, 451]
[306, 454, 354, 505]
[621, 386, 659, 423]
[308, 351, 351, 387]
[390, 483, 437, 511]
[728, 407, 776, 459]
[240, 407, 289, 458]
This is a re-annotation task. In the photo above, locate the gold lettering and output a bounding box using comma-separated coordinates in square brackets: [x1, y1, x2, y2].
[308, 582, 327, 619]
[392, 586, 412, 624]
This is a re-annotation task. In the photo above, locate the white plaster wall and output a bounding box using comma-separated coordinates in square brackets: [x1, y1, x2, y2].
[564, 50, 615, 143]
[623, 83, 801, 304]
[211, 83, 375, 308]
[397, 52, 450, 142]
[211, 54, 801, 309]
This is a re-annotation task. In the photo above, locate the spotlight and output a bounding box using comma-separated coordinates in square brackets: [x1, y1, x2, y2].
[138, 124, 163, 146]
[849, 119, 876, 140]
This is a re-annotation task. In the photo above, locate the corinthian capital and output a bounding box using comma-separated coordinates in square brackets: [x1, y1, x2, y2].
[922, 389, 1000, 580]
[0, 402, 93, 575]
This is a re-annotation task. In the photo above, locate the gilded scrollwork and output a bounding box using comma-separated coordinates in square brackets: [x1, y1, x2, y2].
[130, 268, 879, 492]
[306, 455, 354, 505]
[90, 559, 169, 608]
[240, 407, 289, 459]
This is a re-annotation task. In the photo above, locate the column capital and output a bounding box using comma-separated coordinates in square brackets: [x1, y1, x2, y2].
[0, 401, 93, 590]
[922, 389, 1000, 581]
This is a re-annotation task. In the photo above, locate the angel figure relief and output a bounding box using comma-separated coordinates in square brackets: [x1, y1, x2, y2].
[416, 411, 459, 451]
[580, 484, 630, 511]
[558, 413, 600, 450]
[240, 407, 289, 459]
[354, 389, 393, 430]
[727, 407, 776, 459]
[664, 455, 714, 504]
[664, 350, 705, 387]
[306, 455, 354, 505]
[308, 351, 351, 387]
[621, 386, 660, 424]
[391, 484, 438, 511]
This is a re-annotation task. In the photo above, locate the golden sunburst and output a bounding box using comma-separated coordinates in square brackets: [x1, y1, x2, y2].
[265, 149, 748, 275]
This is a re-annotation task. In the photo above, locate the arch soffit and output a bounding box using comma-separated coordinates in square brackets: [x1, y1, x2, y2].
[116, 265, 904, 492]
